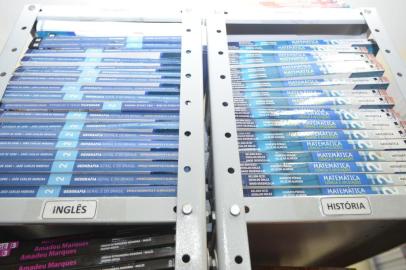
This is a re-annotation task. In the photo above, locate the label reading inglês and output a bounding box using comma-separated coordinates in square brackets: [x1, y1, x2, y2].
[42, 200, 97, 219]
[320, 197, 371, 216]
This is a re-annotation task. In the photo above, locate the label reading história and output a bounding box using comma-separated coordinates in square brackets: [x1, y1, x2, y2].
[320, 197, 371, 216]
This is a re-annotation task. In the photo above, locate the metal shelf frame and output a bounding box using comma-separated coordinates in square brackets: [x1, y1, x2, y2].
[0, 5, 207, 270]
[207, 7, 406, 270]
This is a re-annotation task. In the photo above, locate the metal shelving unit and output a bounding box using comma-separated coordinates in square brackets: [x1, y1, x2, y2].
[207, 7, 406, 270]
[0, 5, 207, 270]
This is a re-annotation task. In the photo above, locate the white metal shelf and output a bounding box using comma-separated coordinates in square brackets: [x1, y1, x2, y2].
[244, 195, 406, 223]
[0, 4, 207, 270]
[207, 7, 406, 270]
[0, 197, 177, 223]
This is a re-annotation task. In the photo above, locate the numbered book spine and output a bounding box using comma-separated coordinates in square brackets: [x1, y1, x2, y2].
[230, 62, 384, 81]
[0, 186, 177, 198]
[0, 111, 180, 121]
[232, 77, 390, 90]
[243, 186, 406, 197]
[239, 150, 406, 163]
[237, 130, 406, 141]
[240, 162, 406, 174]
[0, 233, 175, 265]
[235, 119, 399, 130]
[238, 139, 406, 151]
[0, 102, 180, 113]
[234, 108, 397, 121]
[233, 96, 394, 109]
[0, 121, 179, 132]
[2, 246, 175, 270]
[0, 173, 178, 186]
[0, 161, 178, 173]
[242, 173, 406, 187]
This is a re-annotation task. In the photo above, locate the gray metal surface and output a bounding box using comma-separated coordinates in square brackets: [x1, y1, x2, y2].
[0, 5, 183, 226]
[0, 8, 208, 270]
[244, 195, 406, 223]
[175, 11, 208, 270]
[206, 14, 252, 270]
[362, 8, 406, 119]
[0, 197, 177, 224]
[247, 220, 406, 267]
[208, 7, 406, 269]
[0, 4, 38, 99]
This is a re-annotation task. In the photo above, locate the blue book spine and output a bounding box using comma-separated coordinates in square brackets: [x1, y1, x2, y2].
[0, 186, 177, 197]
[239, 150, 406, 163]
[0, 161, 178, 173]
[5, 85, 180, 94]
[240, 162, 406, 174]
[232, 78, 389, 90]
[233, 89, 382, 98]
[2, 92, 180, 103]
[234, 108, 393, 121]
[243, 186, 405, 197]
[235, 119, 397, 130]
[241, 173, 406, 187]
[0, 140, 178, 150]
[233, 96, 393, 108]
[238, 139, 406, 151]
[1, 102, 180, 112]
[237, 130, 406, 141]
[0, 173, 177, 186]
[0, 112, 179, 121]
[0, 150, 178, 161]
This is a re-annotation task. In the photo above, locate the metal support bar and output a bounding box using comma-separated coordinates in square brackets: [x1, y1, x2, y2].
[0, 4, 39, 99]
[361, 7, 406, 112]
[206, 14, 251, 270]
[175, 11, 208, 270]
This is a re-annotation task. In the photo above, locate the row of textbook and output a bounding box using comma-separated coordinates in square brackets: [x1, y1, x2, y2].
[0, 21, 181, 197]
[228, 38, 406, 197]
[0, 227, 175, 269]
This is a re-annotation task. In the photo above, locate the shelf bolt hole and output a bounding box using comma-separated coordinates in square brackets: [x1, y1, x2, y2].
[0, 72, 6, 77]
[182, 254, 191, 263]
[184, 166, 191, 172]
[235, 256, 243, 264]
[228, 167, 235, 174]
[184, 131, 191, 137]
[225, 132, 231, 138]
[220, 75, 226, 79]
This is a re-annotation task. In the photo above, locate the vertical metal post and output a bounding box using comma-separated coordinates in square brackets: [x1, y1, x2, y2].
[0, 4, 39, 99]
[175, 10, 208, 270]
[206, 14, 251, 270]
[361, 8, 406, 105]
